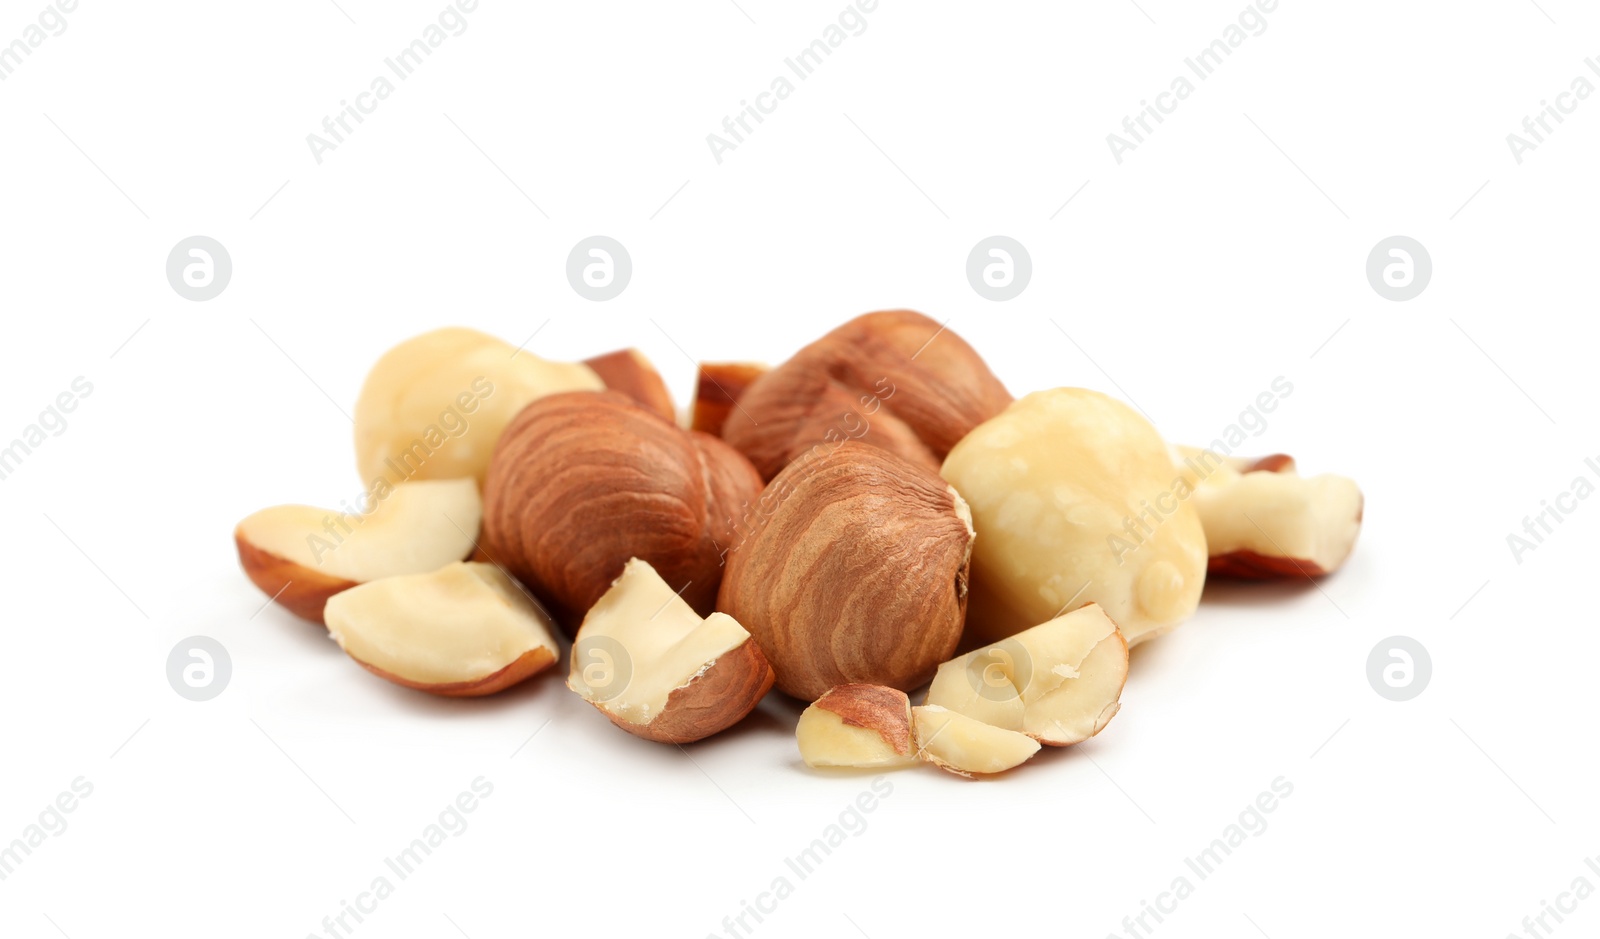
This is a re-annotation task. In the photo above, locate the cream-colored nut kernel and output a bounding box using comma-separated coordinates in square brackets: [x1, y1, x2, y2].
[234, 478, 482, 624]
[353, 327, 603, 487]
[1174, 447, 1363, 578]
[912, 706, 1041, 777]
[925, 603, 1127, 746]
[940, 388, 1207, 648]
[569, 558, 774, 744]
[324, 562, 560, 696]
[796, 684, 917, 769]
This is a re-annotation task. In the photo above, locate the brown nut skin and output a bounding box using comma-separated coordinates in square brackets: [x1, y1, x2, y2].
[721, 310, 1013, 481]
[813, 684, 913, 755]
[716, 441, 974, 701]
[584, 348, 676, 423]
[233, 534, 356, 626]
[612, 641, 776, 745]
[482, 391, 763, 634]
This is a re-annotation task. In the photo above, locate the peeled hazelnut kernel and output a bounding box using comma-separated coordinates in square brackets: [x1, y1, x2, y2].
[569, 558, 774, 744]
[912, 706, 1041, 777]
[795, 684, 917, 769]
[691, 362, 768, 435]
[722, 310, 1012, 480]
[717, 441, 974, 701]
[583, 348, 676, 422]
[324, 562, 560, 696]
[354, 327, 604, 487]
[234, 478, 481, 625]
[482, 391, 763, 633]
[925, 603, 1128, 746]
[940, 388, 1207, 648]
[1174, 447, 1363, 578]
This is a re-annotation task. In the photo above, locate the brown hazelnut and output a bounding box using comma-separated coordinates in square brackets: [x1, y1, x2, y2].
[482, 391, 763, 633]
[721, 310, 1012, 480]
[716, 441, 974, 700]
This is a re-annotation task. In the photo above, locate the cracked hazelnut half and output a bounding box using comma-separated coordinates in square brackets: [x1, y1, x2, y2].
[722, 310, 1012, 480]
[795, 684, 917, 769]
[323, 562, 560, 696]
[925, 603, 1127, 746]
[912, 706, 1040, 777]
[1175, 447, 1363, 578]
[569, 558, 774, 744]
[482, 391, 763, 633]
[234, 478, 481, 624]
[717, 441, 974, 701]
[941, 388, 1207, 648]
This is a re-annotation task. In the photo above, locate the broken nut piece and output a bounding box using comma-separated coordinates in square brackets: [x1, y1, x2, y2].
[925, 603, 1128, 746]
[912, 706, 1040, 777]
[717, 441, 974, 701]
[690, 362, 768, 436]
[323, 562, 560, 696]
[1175, 447, 1363, 578]
[795, 684, 917, 769]
[722, 310, 1013, 480]
[584, 348, 676, 422]
[569, 558, 774, 744]
[234, 478, 482, 625]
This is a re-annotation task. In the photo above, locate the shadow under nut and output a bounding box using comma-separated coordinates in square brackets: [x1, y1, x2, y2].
[717, 441, 972, 701]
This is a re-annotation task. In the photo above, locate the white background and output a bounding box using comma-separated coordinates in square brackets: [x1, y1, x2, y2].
[1, 1, 1596, 937]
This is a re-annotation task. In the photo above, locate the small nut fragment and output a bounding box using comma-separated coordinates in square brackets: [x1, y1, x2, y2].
[482, 391, 763, 632]
[1175, 447, 1363, 578]
[717, 441, 974, 701]
[691, 362, 768, 435]
[723, 310, 1012, 480]
[569, 558, 774, 744]
[584, 348, 676, 422]
[925, 603, 1128, 746]
[324, 562, 560, 696]
[795, 684, 917, 769]
[912, 706, 1040, 777]
[353, 327, 603, 486]
[234, 478, 482, 625]
[941, 388, 1207, 648]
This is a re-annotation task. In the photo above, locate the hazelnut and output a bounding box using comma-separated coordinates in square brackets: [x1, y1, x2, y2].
[353, 327, 604, 487]
[1174, 447, 1363, 578]
[716, 441, 974, 700]
[941, 388, 1208, 647]
[925, 603, 1128, 746]
[583, 348, 676, 422]
[324, 562, 561, 697]
[722, 310, 1012, 480]
[568, 558, 773, 744]
[481, 391, 762, 632]
[795, 684, 917, 769]
[235, 478, 481, 625]
[912, 706, 1040, 777]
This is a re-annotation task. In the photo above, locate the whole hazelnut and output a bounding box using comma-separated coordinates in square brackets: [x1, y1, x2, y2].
[482, 391, 763, 632]
[721, 310, 1012, 480]
[716, 441, 974, 700]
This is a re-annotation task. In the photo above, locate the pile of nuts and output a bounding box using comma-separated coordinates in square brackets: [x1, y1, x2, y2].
[235, 311, 1363, 778]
